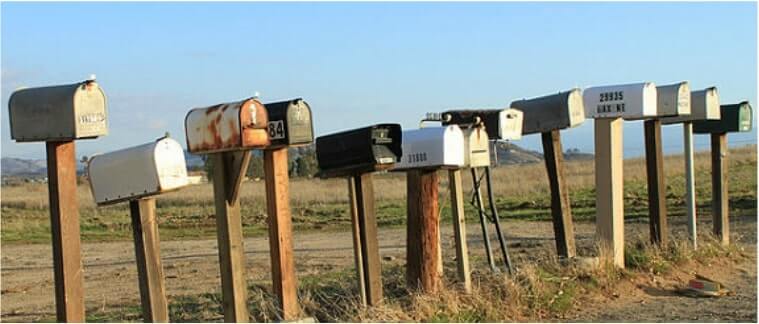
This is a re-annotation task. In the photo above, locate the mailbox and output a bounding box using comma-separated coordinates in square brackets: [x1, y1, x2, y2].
[509, 88, 585, 135]
[316, 124, 402, 177]
[583, 82, 657, 119]
[264, 98, 314, 148]
[656, 82, 691, 117]
[463, 127, 491, 168]
[8, 79, 108, 142]
[393, 126, 465, 171]
[88, 137, 189, 205]
[694, 101, 753, 134]
[184, 97, 270, 154]
[661, 87, 721, 124]
[442, 108, 524, 140]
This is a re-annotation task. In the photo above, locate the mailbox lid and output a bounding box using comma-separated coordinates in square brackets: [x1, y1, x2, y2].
[88, 137, 189, 205]
[656, 81, 691, 117]
[583, 82, 657, 119]
[316, 123, 402, 175]
[184, 98, 269, 154]
[661, 87, 720, 124]
[265, 98, 314, 148]
[693, 101, 753, 134]
[393, 125, 465, 170]
[510, 88, 585, 135]
[8, 80, 108, 142]
[463, 127, 491, 168]
[442, 108, 523, 140]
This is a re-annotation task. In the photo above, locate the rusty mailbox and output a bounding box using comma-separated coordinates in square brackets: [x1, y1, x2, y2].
[316, 124, 403, 177]
[510, 88, 585, 135]
[8, 78, 108, 142]
[662, 87, 721, 124]
[184, 97, 270, 153]
[442, 108, 524, 140]
[264, 98, 314, 148]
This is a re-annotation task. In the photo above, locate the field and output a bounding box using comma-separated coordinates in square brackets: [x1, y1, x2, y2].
[1, 145, 756, 322]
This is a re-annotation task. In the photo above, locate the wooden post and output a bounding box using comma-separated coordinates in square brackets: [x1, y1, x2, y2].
[263, 148, 299, 320]
[347, 178, 367, 306]
[683, 122, 697, 248]
[212, 151, 251, 322]
[644, 120, 668, 246]
[46, 141, 85, 322]
[448, 169, 471, 293]
[406, 170, 441, 293]
[353, 173, 383, 305]
[594, 119, 625, 268]
[711, 133, 729, 245]
[541, 130, 577, 258]
[129, 198, 169, 323]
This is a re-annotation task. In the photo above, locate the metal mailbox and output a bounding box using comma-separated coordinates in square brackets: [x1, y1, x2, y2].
[656, 82, 691, 117]
[463, 127, 491, 168]
[316, 124, 402, 177]
[661, 87, 721, 124]
[693, 101, 753, 134]
[442, 108, 524, 140]
[393, 125, 465, 171]
[184, 97, 270, 154]
[264, 98, 314, 148]
[88, 137, 189, 205]
[8, 78, 108, 142]
[583, 82, 657, 119]
[509, 88, 585, 135]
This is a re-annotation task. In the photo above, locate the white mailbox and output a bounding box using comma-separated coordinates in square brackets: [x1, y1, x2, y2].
[393, 126, 465, 171]
[510, 88, 585, 135]
[88, 137, 189, 205]
[656, 81, 691, 117]
[463, 127, 491, 168]
[661, 87, 720, 124]
[583, 82, 657, 119]
[443, 108, 524, 141]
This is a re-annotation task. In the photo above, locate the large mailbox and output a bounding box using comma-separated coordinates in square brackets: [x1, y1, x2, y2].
[694, 101, 753, 134]
[661, 87, 721, 124]
[88, 137, 189, 205]
[8, 78, 108, 142]
[656, 82, 691, 117]
[316, 124, 402, 177]
[509, 88, 585, 134]
[393, 126, 465, 171]
[184, 97, 270, 154]
[583, 82, 657, 119]
[442, 108, 523, 140]
[463, 127, 491, 168]
[264, 98, 314, 148]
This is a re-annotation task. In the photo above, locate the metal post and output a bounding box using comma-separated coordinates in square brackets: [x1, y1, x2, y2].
[683, 122, 697, 248]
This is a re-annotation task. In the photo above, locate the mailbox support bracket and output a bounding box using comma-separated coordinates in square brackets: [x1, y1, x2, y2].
[406, 169, 442, 293]
[711, 132, 729, 245]
[129, 198, 169, 323]
[448, 169, 471, 293]
[644, 120, 669, 246]
[541, 130, 577, 258]
[594, 119, 625, 268]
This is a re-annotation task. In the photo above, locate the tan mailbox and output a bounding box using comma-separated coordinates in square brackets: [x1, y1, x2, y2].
[8, 78, 108, 142]
[661, 87, 720, 124]
[463, 127, 490, 168]
[656, 81, 691, 117]
[184, 97, 270, 154]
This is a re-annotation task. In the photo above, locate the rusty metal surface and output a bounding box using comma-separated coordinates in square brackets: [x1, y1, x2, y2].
[185, 98, 270, 154]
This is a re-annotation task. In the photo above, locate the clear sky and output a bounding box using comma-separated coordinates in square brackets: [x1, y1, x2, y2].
[2, 2, 756, 159]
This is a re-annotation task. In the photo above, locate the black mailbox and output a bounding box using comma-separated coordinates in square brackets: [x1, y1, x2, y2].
[264, 98, 314, 148]
[442, 109, 523, 140]
[316, 124, 402, 178]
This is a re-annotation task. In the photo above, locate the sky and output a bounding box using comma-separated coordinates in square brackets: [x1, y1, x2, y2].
[1, 2, 757, 160]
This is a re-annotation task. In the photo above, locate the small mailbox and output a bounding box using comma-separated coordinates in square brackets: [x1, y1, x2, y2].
[316, 124, 402, 177]
[463, 127, 491, 168]
[583, 82, 657, 119]
[184, 97, 270, 154]
[393, 126, 465, 171]
[661, 87, 721, 124]
[656, 82, 691, 117]
[693, 101, 753, 134]
[442, 108, 524, 140]
[8, 79, 108, 142]
[264, 98, 314, 148]
[509, 88, 585, 135]
[88, 137, 189, 205]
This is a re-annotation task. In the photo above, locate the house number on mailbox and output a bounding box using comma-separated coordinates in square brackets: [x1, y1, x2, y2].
[268, 120, 285, 140]
[408, 152, 428, 163]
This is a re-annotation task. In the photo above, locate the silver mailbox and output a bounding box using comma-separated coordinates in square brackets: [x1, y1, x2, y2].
[656, 81, 690, 117]
[661, 87, 720, 124]
[8, 78, 108, 142]
[510, 88, 585, 135]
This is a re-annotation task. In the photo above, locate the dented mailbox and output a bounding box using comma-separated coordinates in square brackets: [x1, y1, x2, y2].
[462, 127, 491, 168]
[265, 98, 314, 148]
[583, 82, 658, 119]
[88, 137, 189, 205]
[656, 82, 691, 117]
[510, 88, 585, 134]
[443, 108, 524, 140]
[694, 101, 753, 134]
[316, 124, 403, 177]
[393, 126, 465, 171]
[8, 79, 108, 142]
[661, 87, 721, 124]
[184, 97, 270, 154]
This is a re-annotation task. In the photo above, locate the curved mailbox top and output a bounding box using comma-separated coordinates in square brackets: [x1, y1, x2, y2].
[656, 81, 691, 118]
[510, 88, 585, 135]
[583, 82, 657, 120]
[184, 97, 270, 154]
[316, 123, 402, 178]
[661, 87, 720, 125]
[693, 101, 753, 134]
[264, 98, 314, 148]
[8, 79, 108, 142]
[442, 108, 523, 140]
[393, 125, 465, 171]
[88, 137, 189, 206]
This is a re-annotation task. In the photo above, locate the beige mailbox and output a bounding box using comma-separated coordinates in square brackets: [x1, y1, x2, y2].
[661, 87, 720, 124]
[463, 127, 491, 168]
[656, 81, 691, 117]
[184, 97, 270, 154]
[8, 78, 108, 142]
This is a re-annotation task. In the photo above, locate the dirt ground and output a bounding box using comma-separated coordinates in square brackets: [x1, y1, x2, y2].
[1, 215, 756, 322]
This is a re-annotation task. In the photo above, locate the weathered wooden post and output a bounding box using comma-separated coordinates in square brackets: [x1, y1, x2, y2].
[584, 82, 658, 268]
[88, 136, 191, 322]
[8, 77, 108, 322]
[693, 101, 753, 245]
[315, 124, 403, 306]
[511, 88, 585, 258]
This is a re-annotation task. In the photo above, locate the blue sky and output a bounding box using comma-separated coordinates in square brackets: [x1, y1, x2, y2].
[2, 2, 756, 159]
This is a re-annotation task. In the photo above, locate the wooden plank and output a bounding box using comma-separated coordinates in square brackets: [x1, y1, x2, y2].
[129, 198, 169, 323]
[711, 133, 729, 245]
[354, 173, 383, 305]
[541, 130, 576, 258]
[406, 170, 441, 293]
[46, 141, 85, 322]
[212, 152, 250, 322]
[347, 177, 367, 306]
[683, 122, 697, 248]
[594, 118, 625, 268]
[263, 148, 299, 320]
[644, 119, 668, 246]
[448, 169, 471, 293]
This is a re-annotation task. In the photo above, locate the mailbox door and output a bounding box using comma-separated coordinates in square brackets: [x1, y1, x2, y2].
[498, 109, 524, 140]
[464, 127, 490, 168]
[510, 88, 584, 135]
[738, 103, 753, 132]
[583, 82, 657, 119]
[656, 82, 690, 117]
[185, 98, 269, 154]
[153, 138, 190, 192]
[73, 83, 109, 138]
[395, 126, 465, 170]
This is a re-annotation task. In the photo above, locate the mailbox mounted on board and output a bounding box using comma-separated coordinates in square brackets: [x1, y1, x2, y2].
[184, 97, 270, 154]
[583, 82, 657, 120]
[510, 88, 585, 135]
[442, 108, 524, 141]
[88, 136, 189, 206]
[8, 77, 108, 142]
[392, 125, 465, 171]
[316, 124, 403, 178]
[264, 98, 314, 148]
[661, 87, 721, 125]
[656, 82, 691, 117]
[693, 101, 753, 134]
